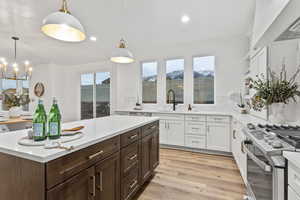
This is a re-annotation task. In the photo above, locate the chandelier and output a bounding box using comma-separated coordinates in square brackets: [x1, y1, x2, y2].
[0, 37, 33, 80]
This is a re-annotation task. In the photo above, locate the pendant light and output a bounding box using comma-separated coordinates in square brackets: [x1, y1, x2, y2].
[41, 0, 86, 42]
[0, 37, 33, 80]
[110, 39, 135, 64]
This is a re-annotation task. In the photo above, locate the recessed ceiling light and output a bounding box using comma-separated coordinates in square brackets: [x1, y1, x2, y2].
[89, 36, 97, 41]
[181, 15, 190, 24]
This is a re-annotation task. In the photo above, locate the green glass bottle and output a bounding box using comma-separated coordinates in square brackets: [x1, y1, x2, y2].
[48, 97, 61, 140]
[33, 99, 47, 141]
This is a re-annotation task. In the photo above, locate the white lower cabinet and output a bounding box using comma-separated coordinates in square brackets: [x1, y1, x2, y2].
[159, 120, 168, 144]
[159, 119, 184, 146]
[288, 186, 300, 200]
[207, 122, 230, 152]
[167, 120, 185, 146]
[185, 136, 206, 149]
[231, 120, 247, 183]
[125, 112, 232, 152]
[288, 163, 300, 199]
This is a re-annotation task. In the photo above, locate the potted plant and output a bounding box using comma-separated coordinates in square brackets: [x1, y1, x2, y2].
[3, 92, 30, 118]
[249, 64, 300, 123]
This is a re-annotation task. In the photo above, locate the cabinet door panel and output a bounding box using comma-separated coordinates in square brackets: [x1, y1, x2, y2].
[159, 120, 168, 144]
[167, 121, 184, 146]
[207, 123, 230, 152]
[150, 131, 159, 170]
[140, 134, 152, 185]
[47, 167, 95, 200]
[95, 153, 120, 200]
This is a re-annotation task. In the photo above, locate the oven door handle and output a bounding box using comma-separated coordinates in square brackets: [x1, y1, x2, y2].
[242, 140, 272, 172]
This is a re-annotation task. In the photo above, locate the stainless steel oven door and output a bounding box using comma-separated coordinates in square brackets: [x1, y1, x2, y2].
[243, 140, 273, 200]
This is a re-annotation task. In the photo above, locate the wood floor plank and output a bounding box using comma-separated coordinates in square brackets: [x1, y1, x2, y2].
[134, 148, 246, 200]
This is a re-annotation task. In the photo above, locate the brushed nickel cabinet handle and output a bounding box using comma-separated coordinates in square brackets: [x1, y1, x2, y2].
[129, 179, 138, 189]
[88, 150, 104, 160]
[99, 171, 103, 192]
[129, 134, 138, 140]
[129, 154, 137, 161]
[233, 130, 236, 139]
[90, 175, 96, 197]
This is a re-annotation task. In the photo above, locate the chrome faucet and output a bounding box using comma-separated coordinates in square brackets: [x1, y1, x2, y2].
[167, 89, 177, 111]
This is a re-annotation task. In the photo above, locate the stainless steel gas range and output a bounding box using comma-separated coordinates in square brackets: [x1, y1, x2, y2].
[242, 123, 299, 200]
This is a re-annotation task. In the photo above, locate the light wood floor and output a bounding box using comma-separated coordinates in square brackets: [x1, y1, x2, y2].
[134, 148, 246, 200]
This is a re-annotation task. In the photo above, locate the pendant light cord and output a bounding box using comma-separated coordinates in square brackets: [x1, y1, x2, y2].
[11, 36, 19, 62]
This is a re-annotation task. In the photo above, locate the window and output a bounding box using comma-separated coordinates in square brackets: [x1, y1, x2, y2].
[193, 56, 215, 104]
[96, 72, 110, 118]
[142, 62, 158, 104]
[81, 73, 94, 120]
[166, 59, 184, 104]
[80, 72, 111, 120]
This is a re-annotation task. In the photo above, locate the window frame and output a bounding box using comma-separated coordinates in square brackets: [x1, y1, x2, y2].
[140, 60, 159, 105]
[80, 70, 112, 119]
[164, 57, 185, 105]
[192, 55, 216, 105]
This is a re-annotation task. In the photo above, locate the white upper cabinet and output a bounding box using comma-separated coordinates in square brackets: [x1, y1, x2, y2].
[207, 122, 231, 152]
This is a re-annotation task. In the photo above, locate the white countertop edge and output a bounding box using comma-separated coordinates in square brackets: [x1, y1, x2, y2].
[0, 117, 160, 163]
[115, 109, 232, 116]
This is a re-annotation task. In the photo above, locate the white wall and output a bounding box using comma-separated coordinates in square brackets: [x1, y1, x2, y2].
[29, 36, 248, 121]
[269, 39, 300, 122]
[116, 36, 249, 111]
[30, 61, 117, 122]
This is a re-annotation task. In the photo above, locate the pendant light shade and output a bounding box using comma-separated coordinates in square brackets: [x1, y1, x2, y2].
[41, 0, 86, 42]
[110, 39, 135, 64]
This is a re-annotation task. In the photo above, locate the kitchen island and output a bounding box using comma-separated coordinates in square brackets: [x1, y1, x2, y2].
[0, 115, 160, 200]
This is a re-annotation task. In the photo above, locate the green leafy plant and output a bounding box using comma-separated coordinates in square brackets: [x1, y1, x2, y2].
[249, 64, 300, 111]
[3, 92, 30, 109]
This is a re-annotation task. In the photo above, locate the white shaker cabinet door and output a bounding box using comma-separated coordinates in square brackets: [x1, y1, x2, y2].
[167, 120, 185, 146]
[159, 120, 168, 145]
[207, 122, 230, 152]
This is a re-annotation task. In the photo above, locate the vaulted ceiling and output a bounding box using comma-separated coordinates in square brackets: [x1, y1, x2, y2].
[0, 0, 255, 65]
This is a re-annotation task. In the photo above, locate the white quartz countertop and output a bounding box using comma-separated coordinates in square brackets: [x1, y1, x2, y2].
[115, 109, 268, 126]
[283, 151, 300, 167]
[0, 115, 159, 163]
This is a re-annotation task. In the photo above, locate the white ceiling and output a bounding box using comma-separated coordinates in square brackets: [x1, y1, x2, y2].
[0, 0, 255, 65]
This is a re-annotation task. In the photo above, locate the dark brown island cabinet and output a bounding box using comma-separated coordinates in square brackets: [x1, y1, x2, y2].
[0, 120, 159, 200]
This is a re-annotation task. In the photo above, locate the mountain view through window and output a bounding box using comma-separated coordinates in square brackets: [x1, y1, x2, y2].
[166, 59, 184, 104]
[193, 56, 215, 104]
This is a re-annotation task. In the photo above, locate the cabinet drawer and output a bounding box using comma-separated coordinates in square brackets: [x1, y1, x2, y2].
[152, 114, 184, 121]
[142, 121, 159, 138]
[121, 141, 139, 177]
[185, 136, 206, 149]
[46, 136, 120, 189]
[185, 115, 206, 122]
[207, 115, 230, 123]
[121, 166, 139, 200]
[289, 186, 300, 200]
[121, 128, 141, 147]
[185, 122, 206, 136]
[288, 163, 300, 197]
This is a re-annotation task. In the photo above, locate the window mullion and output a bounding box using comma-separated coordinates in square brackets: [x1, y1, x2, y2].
[93, 73, 96, 118]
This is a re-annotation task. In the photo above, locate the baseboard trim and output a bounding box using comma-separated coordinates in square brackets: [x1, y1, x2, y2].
[159, 144, 233, 157]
